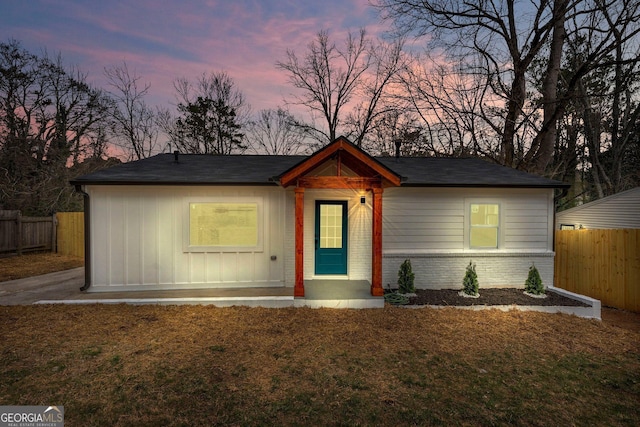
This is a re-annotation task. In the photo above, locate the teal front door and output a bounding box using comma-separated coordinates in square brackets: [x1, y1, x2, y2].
[315, 200, 348, 275]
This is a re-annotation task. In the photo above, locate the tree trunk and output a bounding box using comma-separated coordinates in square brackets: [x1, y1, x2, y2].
[500, 72, 526, 167]
[528, 0, 567, 175]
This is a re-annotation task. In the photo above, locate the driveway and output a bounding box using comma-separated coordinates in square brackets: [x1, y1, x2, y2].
[0, 268, 84, 305]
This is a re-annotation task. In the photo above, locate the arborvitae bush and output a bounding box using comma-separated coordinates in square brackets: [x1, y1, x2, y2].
[525, 264, 545, 295]
[462, 261, 479, 296]
[398, 259, 415, 294]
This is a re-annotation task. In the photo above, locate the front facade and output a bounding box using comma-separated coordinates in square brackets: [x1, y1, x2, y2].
[73, 137, 567, 296]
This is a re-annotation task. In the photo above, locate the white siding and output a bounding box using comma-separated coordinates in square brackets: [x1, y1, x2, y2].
[503, 194, 551, 250]
[88, 184, 557, 292]
[87, 185, 286, 291]
[383, 189, 464, 251]
[556, 187, 640, 229]
[382, 187, 555, 289]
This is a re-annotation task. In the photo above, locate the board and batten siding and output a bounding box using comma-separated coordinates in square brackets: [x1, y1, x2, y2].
[381, 187, 556, 289]
[88, 185, 286, 291]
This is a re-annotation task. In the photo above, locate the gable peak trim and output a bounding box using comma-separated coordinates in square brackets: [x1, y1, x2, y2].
[278, 136, 402, 187]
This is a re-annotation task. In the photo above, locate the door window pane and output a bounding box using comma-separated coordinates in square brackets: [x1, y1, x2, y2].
[319, 204, 343, 248]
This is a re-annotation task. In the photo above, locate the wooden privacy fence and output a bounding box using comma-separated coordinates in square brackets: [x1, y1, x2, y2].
[0, 210, 56, 255]
[555, 229, 640, 312]
[56, 212, 84, 258]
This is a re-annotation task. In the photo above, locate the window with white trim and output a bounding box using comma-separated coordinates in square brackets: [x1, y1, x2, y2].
[469, 203, 500, 249]
[185, 198, 263, 252]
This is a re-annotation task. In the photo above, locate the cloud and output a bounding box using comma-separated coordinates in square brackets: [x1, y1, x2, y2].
[1, 0, 391, 113]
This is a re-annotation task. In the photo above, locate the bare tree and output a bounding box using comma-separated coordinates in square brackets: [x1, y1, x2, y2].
[246, 108, 310, 155]
[565, 0, 640, 198]
[276, 28, 405, 147]
[0, 40, 113, 214]
[398, 54, 507, 158]
[377, 0, 570, 169]
[378, 0, 640, 177]
[361, 109, 440, 156]
[105, 62, 159, 160]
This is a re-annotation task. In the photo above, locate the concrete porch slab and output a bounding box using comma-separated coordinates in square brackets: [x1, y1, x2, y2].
[22, 275, 385, 309]
[295, 280, 385, 309]
[34, 285, 295, 308]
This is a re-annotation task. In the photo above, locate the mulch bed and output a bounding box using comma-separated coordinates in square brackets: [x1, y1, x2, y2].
[405, 288, 590, 307]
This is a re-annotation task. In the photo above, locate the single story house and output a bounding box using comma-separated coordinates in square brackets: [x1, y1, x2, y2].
[556, 187, 640, 230]
[71, 137, 569, 302]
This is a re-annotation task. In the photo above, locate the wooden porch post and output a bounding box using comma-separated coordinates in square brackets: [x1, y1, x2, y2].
[371, 187, 384, 296]
[294, 187, 305, 297]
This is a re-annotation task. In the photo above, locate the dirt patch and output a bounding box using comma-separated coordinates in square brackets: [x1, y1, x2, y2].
[407, 288, 589, 307]
[0, 252, 83, 282]
[602, 307, 640, 333]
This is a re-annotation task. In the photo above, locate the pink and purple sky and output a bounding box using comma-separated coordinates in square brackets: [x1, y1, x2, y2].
[1, 0, 388, 113]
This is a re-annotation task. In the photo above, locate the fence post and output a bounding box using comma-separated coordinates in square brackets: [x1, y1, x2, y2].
[16, 211, 22, 255]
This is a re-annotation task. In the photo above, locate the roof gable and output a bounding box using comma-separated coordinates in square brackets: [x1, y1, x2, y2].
[278, 136, 402, 188]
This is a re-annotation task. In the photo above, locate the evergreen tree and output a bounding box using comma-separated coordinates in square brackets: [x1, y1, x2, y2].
[398, 259, 415, 294]
[462, 261, 479, 296]
[524, 264, 545, 295]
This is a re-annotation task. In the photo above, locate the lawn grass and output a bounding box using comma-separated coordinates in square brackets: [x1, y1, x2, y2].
[1, 305, 638, 426]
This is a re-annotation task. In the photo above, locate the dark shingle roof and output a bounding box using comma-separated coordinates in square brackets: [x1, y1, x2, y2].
[71, 153, 568, 188]
[377, 157, 568, 188]
[71, 154, 306, 186]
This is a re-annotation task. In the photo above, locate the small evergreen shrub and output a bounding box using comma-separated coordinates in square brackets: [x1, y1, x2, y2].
[462, 261, 479, 296]
[398, 259, 415, 294]
[524, 264, 545, 295]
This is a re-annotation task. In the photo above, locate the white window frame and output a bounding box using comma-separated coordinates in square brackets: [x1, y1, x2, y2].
[183, 197, 264, 253]
[464, 199, 502, 250]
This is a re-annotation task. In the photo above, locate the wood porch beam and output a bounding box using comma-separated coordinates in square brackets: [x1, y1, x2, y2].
[294, 188, 305, 297]
[371, 187, 384, 296]
[297, 176, 382, 190]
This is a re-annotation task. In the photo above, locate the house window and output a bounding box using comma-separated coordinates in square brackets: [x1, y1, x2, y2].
[470, 203, 500, 248]
[185, 198, 262, 252]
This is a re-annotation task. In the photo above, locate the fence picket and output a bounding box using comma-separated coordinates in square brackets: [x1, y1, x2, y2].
[555, 229, 640, 312]
[0, 210, 54, 254]
[56, 212, 84, 258]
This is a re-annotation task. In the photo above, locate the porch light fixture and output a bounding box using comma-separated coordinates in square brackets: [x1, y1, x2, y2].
[360, 196, 366, 205]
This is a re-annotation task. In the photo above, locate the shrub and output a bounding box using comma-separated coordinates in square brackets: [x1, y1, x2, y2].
[524, 264, 545, 295]
[398, 259, 415, 294]
[462, 261, 479, 296]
